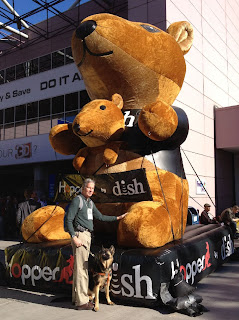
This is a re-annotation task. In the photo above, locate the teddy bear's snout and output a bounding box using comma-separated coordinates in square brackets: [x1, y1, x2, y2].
[76, 20, 97, 40]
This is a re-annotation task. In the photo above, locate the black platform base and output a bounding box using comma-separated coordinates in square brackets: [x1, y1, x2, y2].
[4, 224, 234, 307]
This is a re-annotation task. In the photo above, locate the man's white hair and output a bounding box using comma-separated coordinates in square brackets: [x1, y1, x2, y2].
[82, 178, 95, 189]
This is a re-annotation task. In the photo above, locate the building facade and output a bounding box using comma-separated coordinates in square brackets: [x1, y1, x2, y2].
[0, 0, 238, 215]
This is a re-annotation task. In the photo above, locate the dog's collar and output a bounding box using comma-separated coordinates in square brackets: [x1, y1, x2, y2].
[92, 270, 112, 283]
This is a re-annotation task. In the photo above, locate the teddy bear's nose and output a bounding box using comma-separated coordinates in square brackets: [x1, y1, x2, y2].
[73, 123, 80, 133]
[75, 20, 97, 40]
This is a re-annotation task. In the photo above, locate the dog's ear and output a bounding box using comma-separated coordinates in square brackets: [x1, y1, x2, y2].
[109, 245, 115, 255]
[101, 245, 105, 251]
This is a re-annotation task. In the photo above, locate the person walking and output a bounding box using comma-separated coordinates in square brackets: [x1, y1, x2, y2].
[65, 178, 128, 310]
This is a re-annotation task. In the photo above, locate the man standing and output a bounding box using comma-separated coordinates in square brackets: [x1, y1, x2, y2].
[65, 178, 127, 311]
[16, 188, 41, 230]
[200, 203, 218, 225]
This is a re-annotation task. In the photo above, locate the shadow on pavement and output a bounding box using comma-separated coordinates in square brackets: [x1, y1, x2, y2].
[0, 285, 75, 309]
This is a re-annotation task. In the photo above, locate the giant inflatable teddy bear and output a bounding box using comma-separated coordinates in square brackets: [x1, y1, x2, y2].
[22, 13, 194, 248]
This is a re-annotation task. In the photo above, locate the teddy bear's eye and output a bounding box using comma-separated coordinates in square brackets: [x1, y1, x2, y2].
[100, 105, 106, 110]
[141, 24, 161, 33]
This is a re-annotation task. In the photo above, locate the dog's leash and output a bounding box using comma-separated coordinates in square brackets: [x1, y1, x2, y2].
[82, 244, 95, 257]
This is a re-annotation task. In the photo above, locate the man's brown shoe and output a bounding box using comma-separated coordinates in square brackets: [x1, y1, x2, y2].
[76, 302, 94, 310]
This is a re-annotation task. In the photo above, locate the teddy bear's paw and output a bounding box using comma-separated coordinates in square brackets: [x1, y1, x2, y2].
[49, 123, 82, 155]
[138, 101, 178, 141]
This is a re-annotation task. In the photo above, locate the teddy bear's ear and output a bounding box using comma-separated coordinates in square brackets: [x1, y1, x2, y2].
[167, 21, 194, 55]
[112, 93, 123, 110]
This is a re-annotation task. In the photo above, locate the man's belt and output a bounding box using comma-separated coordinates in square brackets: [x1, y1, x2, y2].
[76, 224, 93, 233]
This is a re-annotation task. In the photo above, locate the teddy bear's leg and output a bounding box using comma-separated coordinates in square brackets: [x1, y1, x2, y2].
[118, 201, 177, 248]
[21, 205, 71, 242]
[145, 170, 189, 242]
[138, 101, 178, 141]
[117, 172, 189, 248]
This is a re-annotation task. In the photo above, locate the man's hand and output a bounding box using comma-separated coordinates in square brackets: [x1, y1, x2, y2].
[117, 212, 129, 220]
[73, 236, 84, 247]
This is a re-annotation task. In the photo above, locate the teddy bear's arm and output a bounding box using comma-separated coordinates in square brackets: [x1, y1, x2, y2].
[73, 147, 90, 171]
[49, 123, 84, 155]
[138, 101, 178, 142]
[103, 141, 122, 165]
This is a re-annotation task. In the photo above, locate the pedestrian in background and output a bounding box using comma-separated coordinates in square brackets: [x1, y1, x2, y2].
[220, 205, 238, 239]
[200, 203, 218, 225]
[16, 187, 41, 232]
[0, 196, 4, 239]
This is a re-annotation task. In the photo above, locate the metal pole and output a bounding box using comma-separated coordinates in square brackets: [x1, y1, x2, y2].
[0, 22, 29, 38]
[68, 0, 81, 10]
[1, 0, 29, 28]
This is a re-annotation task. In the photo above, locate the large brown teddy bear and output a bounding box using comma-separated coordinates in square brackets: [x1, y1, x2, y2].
[23, 13, 194, 248]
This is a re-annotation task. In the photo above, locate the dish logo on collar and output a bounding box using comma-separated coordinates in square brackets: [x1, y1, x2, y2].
[112, 178, 146, 197]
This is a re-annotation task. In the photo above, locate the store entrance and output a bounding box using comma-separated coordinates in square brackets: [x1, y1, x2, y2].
[0, 164, 34, 201]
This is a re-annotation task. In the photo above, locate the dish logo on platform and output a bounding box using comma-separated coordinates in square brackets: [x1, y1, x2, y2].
[111, 264, 156, 300]
[221, 234, 234, 260]
[171, 241, 212, 285]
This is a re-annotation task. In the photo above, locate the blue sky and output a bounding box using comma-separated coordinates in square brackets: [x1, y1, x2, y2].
[0, 0, 89, 30]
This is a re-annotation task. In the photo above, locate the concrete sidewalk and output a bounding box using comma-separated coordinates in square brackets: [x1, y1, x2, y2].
[1, 240, 239, 320]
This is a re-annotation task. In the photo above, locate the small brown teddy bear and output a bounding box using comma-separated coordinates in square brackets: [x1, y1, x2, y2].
[70, 93, 125, 171]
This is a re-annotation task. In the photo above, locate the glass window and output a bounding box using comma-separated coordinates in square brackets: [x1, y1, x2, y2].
[0, 125, 3, 140]
[39, 54, 51, 72]
[65, 47, 74, 65]
[52, 95, 64, 114]
[5, 66, 15, 82]
[39, 116, 51, 134]
[52, 113, 64, 126]
[52, 50, 64, 69]
[5, 107, 14, 124]
[15, 104, 26, 122]
[4, 124, 14, 140]
[0, 109, 3, 124]
[16, 63, 26, 80]
[80, 90, 90, 109]
[15, 123, 26, 138]
[27, 120, 38, 136]
[27, 101, 38, 120]
[39, 99, 50, 117]
[29, 58, 39, 75]
[0, 70, 5, 85]
[65, 92, 78, 112]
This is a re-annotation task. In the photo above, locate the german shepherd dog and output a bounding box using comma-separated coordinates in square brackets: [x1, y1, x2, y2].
[88, 245, 115, 311]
